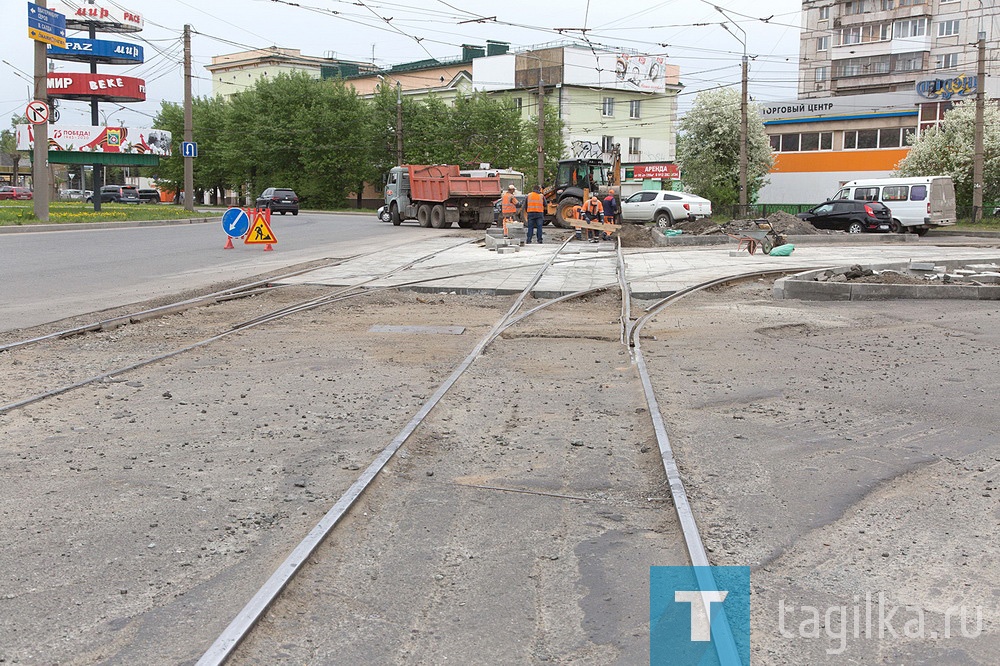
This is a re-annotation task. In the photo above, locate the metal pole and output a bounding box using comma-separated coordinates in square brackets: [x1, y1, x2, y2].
[537, 62, 545, 188]
[395, 81, 403, 166]
[739, 55, 748, 218]
[32, 0, 49, 221]
[183, 24, 194, 212]
[972, 31, 986, 224]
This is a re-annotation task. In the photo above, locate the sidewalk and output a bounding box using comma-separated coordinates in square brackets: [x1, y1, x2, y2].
[276, 236, 1000, 300]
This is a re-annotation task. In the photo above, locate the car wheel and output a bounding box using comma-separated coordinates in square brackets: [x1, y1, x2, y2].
[914, 227, 929, 236]
[889, 218, 904, 234]
[847, 221, 864, 234]
[280, 210, 287, 215]
[378, 208, 391, 223]
[655, 210, 674, 228]
[292, 211, 298, 216]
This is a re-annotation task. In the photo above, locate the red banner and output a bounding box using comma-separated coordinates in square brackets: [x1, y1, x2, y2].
[633, 164, 680, 180]
[47, 73, 146, 102]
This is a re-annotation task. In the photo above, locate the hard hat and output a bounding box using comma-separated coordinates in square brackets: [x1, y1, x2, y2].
[508, 184, 516, 190]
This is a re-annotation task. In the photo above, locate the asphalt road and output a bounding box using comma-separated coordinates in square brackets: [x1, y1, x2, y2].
[0, 211, 421, 332]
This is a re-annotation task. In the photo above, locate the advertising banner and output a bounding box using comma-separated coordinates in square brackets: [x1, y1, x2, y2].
[634, 164, 680, 180]
[48, 37, 144, 64]
[47, 73, 146, 102]
[53, 1, 142, 32]
[17, 124, 171, 155]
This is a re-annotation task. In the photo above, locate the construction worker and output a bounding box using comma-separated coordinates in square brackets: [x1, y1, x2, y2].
[500, 184, 519, 236]
[602, 188, 620, 241]
[525, 185, 545, 244]
[582, 193, 603, 242]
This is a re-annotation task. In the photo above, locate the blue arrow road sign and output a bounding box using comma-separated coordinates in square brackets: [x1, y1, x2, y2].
[222, 208, 250, 238]
[28, 2, 67, 48]
[181, 141, 198, 158]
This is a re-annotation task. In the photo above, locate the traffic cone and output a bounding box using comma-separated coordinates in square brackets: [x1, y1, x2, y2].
[264, 243, 273, 251]
[224, 236, 234, 249]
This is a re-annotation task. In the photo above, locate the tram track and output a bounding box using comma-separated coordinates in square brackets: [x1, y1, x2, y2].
[0, 237, 805, 665]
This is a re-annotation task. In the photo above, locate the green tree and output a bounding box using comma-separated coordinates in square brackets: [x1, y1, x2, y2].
[676, 88, 773, 211]
[895, 100, 1000, 208]
[514, 95, 563, 188]
[1, 116, 29, 185]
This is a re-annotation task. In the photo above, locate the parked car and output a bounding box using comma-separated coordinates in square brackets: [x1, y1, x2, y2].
[620, 190, 712, 227]
[0, 186, 33, 200]
[796, 199, 892, 233]
[86, 185, 141, 204]
[59, 189, 85, 201]
[137, 188, 161, 204]
[377, 205, 391, 222]
[255, 187, 299, 215]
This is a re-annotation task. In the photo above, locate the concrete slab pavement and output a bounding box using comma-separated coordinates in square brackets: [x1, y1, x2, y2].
[277, 235, 1000, 300]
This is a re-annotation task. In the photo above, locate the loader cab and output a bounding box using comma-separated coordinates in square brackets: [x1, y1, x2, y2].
[556, 160, 610, 192]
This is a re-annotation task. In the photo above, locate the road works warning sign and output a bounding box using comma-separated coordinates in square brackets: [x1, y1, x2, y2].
[244, 211, 276, 245]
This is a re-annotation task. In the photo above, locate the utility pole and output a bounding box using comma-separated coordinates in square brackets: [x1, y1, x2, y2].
[972, 31, 986, 224]
[739, 54, 748, 217]
[396, 81, 403, 166]
[32, 0, 49, 221]
[183, 24, 194, 212]
[89, 21, 101, 212]
[537, 67, 545, 188]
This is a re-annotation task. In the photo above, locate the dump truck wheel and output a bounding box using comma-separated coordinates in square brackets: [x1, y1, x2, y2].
[417, 204, 432, 227]
[555, 197, 582, 228]
[431, 204, 448, 228]
[391, 204, 402, 226]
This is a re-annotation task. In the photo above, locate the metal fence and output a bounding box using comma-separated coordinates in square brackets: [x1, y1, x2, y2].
[721, 203, 1000, 223]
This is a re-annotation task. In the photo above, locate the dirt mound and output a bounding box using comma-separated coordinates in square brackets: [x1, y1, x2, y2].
[719, 212, 822, 236]
[615, 223, 656, 248]
[672, 218, 722, 235]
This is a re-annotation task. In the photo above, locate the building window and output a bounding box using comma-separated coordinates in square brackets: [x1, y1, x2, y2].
[817, 36, 829, 51]
[815, 66, 829, 82]
[894, 18, 926, 39]
[880, 0, 894, 8]
[769, 132, 833, 152]
[843, 1, 869, 16]
[818, 6, 830, 20]
[835, 54, 892, 77]
[628, 137, 641, 156]
[511, 97, 523, 113]
[629, 100, 641, 119]
[937, 20, 960, 37]
[601, 135, 616, 153]
[602, 97, 615, 117]
[843, 127, 917, 149]
[841, 27, 861, 45]
[898, 0, 926, 5]
[894, 52, 923, 72]
[936, 53, 959, 69]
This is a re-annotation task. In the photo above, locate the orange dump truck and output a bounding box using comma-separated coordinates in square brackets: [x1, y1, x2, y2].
[383, 164, 502, 229]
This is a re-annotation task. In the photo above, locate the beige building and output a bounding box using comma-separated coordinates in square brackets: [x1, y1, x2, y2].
[759, 0, 999, 204]
[206, 47, 376, 98]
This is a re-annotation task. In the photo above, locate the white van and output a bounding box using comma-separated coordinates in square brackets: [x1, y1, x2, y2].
[832, 176, 956, 235]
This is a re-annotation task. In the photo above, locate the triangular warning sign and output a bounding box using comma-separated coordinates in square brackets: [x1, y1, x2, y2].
[244, 212, 277, 244]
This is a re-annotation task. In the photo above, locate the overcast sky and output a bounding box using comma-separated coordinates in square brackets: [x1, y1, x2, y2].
[3, 0, 803, 130]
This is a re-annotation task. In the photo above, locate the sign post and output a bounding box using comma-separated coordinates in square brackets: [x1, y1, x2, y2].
[28, 1, 65, 222]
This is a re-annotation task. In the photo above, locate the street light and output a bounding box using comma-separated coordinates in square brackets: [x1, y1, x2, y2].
[708, 2, 749, 217]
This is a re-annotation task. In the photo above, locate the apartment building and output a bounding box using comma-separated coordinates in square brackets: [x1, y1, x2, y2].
[759, 0, 999, 203]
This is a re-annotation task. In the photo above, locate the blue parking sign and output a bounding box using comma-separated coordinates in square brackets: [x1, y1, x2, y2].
[650, 566, 750, 665]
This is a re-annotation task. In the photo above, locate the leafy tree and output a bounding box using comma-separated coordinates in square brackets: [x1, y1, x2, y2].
[895, 100, 1000, 207]
[1, 115, 29, 185]
[676, 88, 773, 209]
[514, 95, 563, 189]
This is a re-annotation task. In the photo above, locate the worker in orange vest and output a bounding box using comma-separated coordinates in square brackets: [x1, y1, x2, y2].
[581, 193, 603, 241]
[525, 185, 545, 244]
[500, 184, 519, 235]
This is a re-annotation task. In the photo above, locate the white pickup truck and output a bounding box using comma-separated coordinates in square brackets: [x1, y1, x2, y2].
[620, 190, 713, 227]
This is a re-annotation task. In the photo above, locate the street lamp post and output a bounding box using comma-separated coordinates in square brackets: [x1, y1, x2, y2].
[713, 4, 749, 217]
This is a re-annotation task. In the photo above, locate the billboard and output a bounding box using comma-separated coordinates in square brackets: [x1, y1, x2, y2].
[47, 73, 146, 102]
[564, 49, 671, 93]
[52, 1, 142, 32]
[48, 37, 144, 65]
[17, 124, 171, 155]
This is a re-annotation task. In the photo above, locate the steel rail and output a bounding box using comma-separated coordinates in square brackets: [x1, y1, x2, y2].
[627, 266, 816, 665]
[0, 259, 347, 354]
[195, 236, 574, 666]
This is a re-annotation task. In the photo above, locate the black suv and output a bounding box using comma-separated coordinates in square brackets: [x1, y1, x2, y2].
[87, 185, 140, 204]
[255, 188, 299, 215]
[137, 188, 161, 204]
[796, 200, 891, 233]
